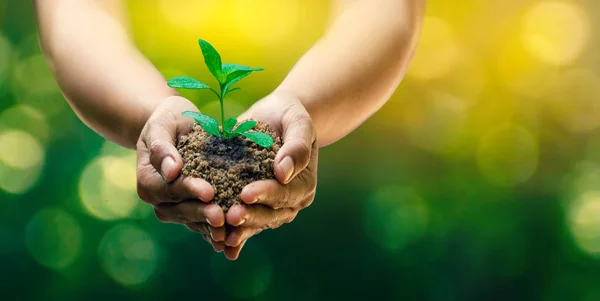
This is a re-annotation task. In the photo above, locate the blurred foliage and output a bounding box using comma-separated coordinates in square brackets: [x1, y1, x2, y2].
[1, 0, 600, 300]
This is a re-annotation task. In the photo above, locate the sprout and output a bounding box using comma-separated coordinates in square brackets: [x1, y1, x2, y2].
[167, 39, 273, 148]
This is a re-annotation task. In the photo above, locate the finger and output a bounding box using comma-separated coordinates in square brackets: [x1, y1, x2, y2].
[198, 231, 226, 253]
[225, 227, 263, 247]
[240, 178, 315, 209]
[186, 222, 210, 235]
[187, 223, 226, 242]
[142, 110, 183, 182]
[226, 204, 296, 228]
[274, 107, 315, 184]
[211, 239, 226, 253]
[224, 240, 247, 261]
[155, 202, 224, 226]
[210, 225, 226, 242]
[138, 166, 215, 204]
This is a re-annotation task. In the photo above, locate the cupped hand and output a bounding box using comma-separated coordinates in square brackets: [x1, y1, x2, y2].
[222, 91, 318, 260]
[136, 96, 227, 250]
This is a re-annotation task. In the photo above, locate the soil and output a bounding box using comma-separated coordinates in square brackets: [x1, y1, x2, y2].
[177, 121, 282, 212]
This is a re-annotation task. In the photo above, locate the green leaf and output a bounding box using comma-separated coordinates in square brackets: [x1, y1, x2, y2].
[167, 76, 210, 90]
[242, 132, 274, 148]
[227, 87, 241, 94]
[181, 111, 221, 137]
[221, 63, 264, 83]
[234, 120, 258, 134]
[224, 117, 237, 134]
[198, 39, 223, 82]
[221, 64, 263, 97]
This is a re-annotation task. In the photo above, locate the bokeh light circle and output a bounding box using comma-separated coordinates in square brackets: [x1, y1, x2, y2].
[210, 241, 273, 298]
[364, 186, 428, 251]
[409, 16, 460, 81]
[0, 105, 50, 145]
[79, 155, 140, 220]
[0, 130, 44, 169]
[545, 69, 600, 133]
[476, 124, 538, 187]
[98, 223, 159, 286]
[497, 38, 559, 98]
[0, 130, 45, 194]
[521, 1, 590, 66]
[568, 192, 600, 256]
[25, 208, 83, 270]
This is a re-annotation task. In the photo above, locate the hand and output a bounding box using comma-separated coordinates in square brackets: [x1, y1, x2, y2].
[221, 91, 318, 260]
[136, 96, 227, 250]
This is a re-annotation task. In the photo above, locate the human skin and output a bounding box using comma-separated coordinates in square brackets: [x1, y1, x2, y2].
[34, 0, 425, 260]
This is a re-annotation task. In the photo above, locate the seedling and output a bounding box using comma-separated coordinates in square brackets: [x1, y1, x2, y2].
[167, 39, 273, 148]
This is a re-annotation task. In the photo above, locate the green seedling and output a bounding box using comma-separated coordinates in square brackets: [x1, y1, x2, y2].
[167, 39, 273, 148]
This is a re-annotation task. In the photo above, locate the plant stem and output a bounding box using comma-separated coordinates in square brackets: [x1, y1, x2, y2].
[218, 84, 225, 135]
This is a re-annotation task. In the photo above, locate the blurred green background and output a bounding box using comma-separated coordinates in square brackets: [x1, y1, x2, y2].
[1, 0, 600, 300]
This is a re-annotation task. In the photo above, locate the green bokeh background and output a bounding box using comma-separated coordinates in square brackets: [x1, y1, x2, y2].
[2, 0, 600, 300]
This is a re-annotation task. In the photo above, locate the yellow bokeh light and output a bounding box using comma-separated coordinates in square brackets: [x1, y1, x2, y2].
[497, 37, 559, 99]
[0, 130, 45, 195]
[230, 0, 300, 45]
[545, 69, 600, 133]
[364, 186, 428, 252]
[476, 124, 538, 187]
[0, 130, 44, 169]
[79, 155, 140, 220]
[210, 241, 273, 298]
[0, 105, 49, 145]
[25, 208, 83, 270]
[409, 16, 460, 81]
[521, 1, 590, 66]
[0, 34, 12, 84]
[98, 223, 159, 286]
[568, 192, 600, 256]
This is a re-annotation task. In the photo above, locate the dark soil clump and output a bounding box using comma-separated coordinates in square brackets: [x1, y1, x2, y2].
[177, 122, 281, 211]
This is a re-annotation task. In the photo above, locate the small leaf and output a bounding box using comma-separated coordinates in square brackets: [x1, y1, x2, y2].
[234, 120, 258, 134]
[242, 132, 274, 148]
[221, 64, 263, 98]
[198, 39, 223, 81]
[221, 63, 264, 84]
[228, 87, 241, 94]
[222, 71, 252, 98]
[167, 76, 210, 90]
[224, 118, 237, 134]
[182, 111, 221, 137]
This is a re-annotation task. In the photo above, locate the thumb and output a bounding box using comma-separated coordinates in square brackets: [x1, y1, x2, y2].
[142, 114, 183, 182]
[274, 108, 315, 184]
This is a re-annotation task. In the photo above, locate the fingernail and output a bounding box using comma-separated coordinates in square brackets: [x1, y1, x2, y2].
[209, 231, 215, 241]
[206, 218, 215, 227]
[160, 156, 176, 180]
[238, 218, 246, 226]
[279, 156, 294, 183]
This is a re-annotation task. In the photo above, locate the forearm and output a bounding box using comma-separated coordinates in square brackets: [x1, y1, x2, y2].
[34, 0, 176, 148]
[276, 0, 425, 147]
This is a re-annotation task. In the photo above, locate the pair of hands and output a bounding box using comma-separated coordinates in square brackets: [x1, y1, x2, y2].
[136, 92, 318, 260]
